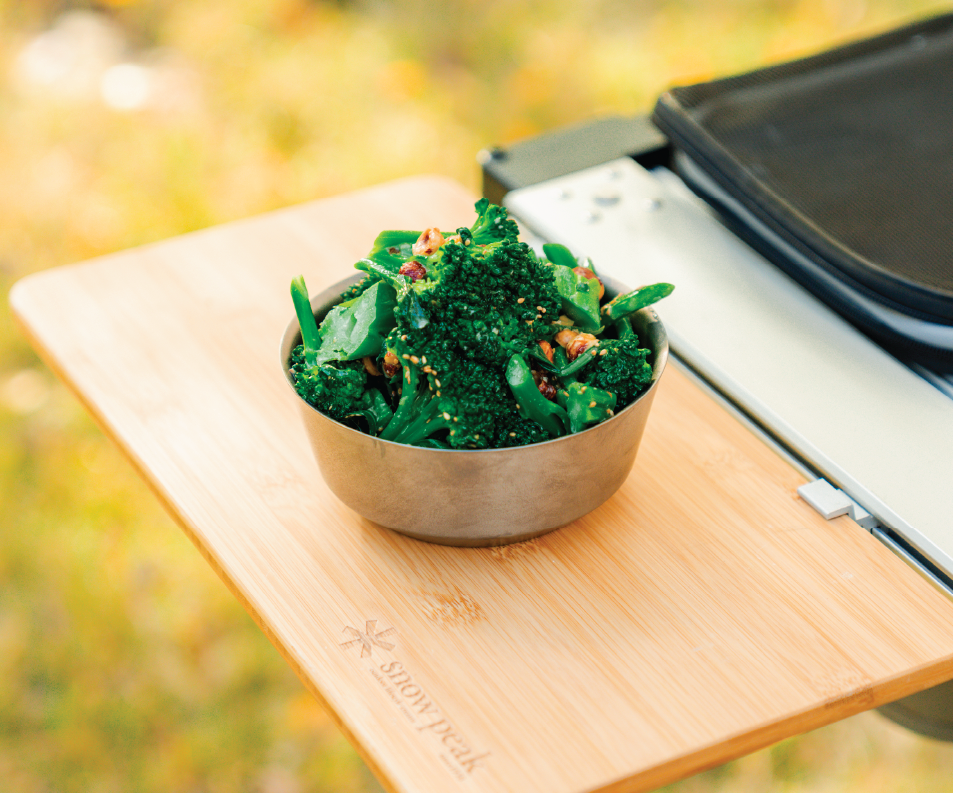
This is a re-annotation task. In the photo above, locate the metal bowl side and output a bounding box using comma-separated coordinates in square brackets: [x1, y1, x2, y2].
[280, 274, 668, 546]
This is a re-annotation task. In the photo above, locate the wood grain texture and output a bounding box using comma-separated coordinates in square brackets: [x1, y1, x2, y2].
[11, 175, 953, 793]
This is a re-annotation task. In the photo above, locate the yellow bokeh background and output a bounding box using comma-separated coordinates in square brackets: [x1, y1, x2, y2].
[2, 1, 952, 790]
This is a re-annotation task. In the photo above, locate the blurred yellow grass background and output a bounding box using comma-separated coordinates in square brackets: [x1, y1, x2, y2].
[2, 1, 953, 791]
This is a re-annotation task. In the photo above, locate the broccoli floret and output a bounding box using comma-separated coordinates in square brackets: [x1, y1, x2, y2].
[415, 235, 561, 369]
[288, 274, 394, 432]
[289, 347, 367, 420]
[379, 356, 511, 449]
[468, 196, 520, 243]
[581, 320, 653, 407]
[494, 413, 551, 448]
[339, 274, 376, 302]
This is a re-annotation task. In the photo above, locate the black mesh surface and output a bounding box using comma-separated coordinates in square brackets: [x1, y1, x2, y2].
[653, 14, 953, 322]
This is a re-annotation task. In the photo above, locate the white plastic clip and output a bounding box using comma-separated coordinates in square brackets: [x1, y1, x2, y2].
[797, 479, 878, 529]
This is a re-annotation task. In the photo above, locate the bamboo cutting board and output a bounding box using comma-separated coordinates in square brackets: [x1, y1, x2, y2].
[11, 175, 953, 793]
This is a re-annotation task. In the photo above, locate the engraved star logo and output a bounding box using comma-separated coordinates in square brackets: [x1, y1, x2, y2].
[340, 620, 396, 657]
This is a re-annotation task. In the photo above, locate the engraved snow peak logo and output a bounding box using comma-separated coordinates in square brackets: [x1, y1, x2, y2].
[340, 620, 490, 780]
[340, 620, 396, 658]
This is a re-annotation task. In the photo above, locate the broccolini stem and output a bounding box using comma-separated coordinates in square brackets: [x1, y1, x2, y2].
[378, 365, 420, 441]
[614, 316, 634, 339]
[291, 275, 322, 368]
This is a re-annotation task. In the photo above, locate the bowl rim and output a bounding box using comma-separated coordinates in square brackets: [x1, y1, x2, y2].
[280, 272, 669, 454]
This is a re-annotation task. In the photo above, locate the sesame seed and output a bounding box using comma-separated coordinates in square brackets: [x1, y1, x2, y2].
[443, 412, 451, 421]
[401, 334, 407, 341]
[589, 400, 597, 408]
[410, 355, 420, 364]
[607, 409, 614, 416]
[580, 386, 587, 393]
[515, 404, 521, 410]
[421, 356, 427, 364]
[474, 434, 479, 439]
[537, 306, 546, 313]
[509, 432, 516, 437]
[599, 349, 608, 356]
[517, 297, 525, 304]
[401, 353, 410, 360]
[436, 391, 441, 397]
[453, 417, 458, 422]
[435, 379, 441, 387]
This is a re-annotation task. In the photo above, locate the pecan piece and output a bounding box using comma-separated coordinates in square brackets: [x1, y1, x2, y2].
[531, 368, 558, 401]
[398, 260, 427, 282]
[382, 351, 401, 378]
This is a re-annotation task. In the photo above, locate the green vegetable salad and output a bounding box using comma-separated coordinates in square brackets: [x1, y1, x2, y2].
[288, 199, 673, 449]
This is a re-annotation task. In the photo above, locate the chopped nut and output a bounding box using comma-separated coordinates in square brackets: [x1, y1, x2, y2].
[531, 368, 557, 401]
[382, 351, 401, 378]
[538, 340, 554, 363]
[555, 328, 599, 361]
[412, 227, 444, 256]
[398, 260, 427, 282]
[554, 329, 577, 348]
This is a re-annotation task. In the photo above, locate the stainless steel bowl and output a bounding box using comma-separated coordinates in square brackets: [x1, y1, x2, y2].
[280, 274, 669, 546]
